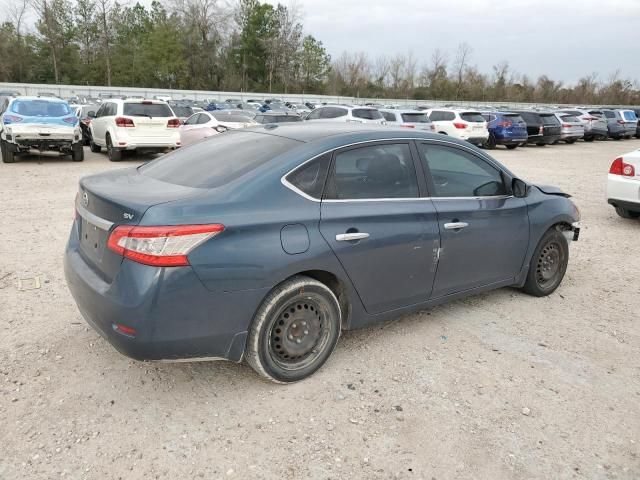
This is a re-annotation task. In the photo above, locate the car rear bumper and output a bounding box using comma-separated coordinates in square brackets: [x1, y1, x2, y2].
[584, 127, 608, 137]
[607, 174, 640, 208]
[495, 135, 528, 144]
[462, 135, 489, 144]
[64, 228, 268, 362]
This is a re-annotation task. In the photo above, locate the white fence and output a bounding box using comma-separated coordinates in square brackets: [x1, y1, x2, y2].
[0, 81, 635, 109]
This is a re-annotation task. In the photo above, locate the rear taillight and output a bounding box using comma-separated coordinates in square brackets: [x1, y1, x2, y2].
[3, 115, 23, 124]
[167, 118, 180, 128]
[584, 116, 596, 122]
[107, 224, 225, 267]
[498, 121, 512, 128]
[617, 120, 625, 125]
[400, 124, 415, 128]
[115, 117, 135, 127]
[453, 122, 467, 129]
[562, 124, 571, 128]
[609, 157, 635, 177]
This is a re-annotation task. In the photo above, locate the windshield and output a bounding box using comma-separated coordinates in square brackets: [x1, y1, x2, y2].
[140, 131, 299, 188]
[401, 113, 430, 123]
[124, 102, 173, 117]
[352, 108, 383, 120]
[11, 99, 72, 117]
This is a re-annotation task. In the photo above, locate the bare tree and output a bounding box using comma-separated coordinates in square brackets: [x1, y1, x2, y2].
[372, 54, 390, 89]
[95, 0, 113, 85]
[6, 0, 30, 80]
[453, 42, 472, 99]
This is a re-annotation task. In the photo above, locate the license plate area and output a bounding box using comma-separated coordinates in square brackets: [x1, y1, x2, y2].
[79, 216, 109, 262]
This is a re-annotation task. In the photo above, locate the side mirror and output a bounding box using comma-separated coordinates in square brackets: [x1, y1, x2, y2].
[87, 111, 96, 118]
[512, 178, 528, 198]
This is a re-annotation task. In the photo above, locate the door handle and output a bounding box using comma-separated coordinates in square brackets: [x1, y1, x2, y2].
[336, 232, 370, 241]
[443, 222, 469, 230]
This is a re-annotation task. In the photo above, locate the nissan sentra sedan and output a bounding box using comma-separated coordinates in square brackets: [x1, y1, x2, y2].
[64, 124, 581, 383]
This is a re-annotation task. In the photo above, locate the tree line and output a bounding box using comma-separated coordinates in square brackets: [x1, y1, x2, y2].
[0, 0, 639, 105]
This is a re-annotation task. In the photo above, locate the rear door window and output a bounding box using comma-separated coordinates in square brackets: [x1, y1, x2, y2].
[419, 143, 506, 198]
[123, 102, 173, 117]
[211, 113, 250, 123]
[140, 131, 300, 188]
[381, 111, 396, 122]
[324, 143, 419, 200]
[400, 113, 430, 123]
[321, 107, 348, 119]
[603, 111, 616, 119]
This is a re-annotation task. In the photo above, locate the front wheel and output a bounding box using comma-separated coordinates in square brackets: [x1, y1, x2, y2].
[106, 135, 122, 161]
[71, 143, 84, 162]
[1, 140, 15, 163]
[245, 276, 342, 383]
[615, 206, 640, 219]
[505, 144, 518, 150]
[522, 229, 569, 297]
[89, 139, 101, 153]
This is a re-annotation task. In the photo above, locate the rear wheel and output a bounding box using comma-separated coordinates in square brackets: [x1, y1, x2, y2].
[522, 229, 569, 297]
[536, 143, 546, 147]
[71, 143, 84, 162]
[485, 133, 497, 150]
[245, 276, 342, 383]
[505, 144, 518, 150]
[615, 206, 640, 219]
[106, 135, 122, 161]
[583, 136, 595, 142]
[89, 139, 101, 153]
[1, 140, 15, 163]
[565, 138, 577, 144]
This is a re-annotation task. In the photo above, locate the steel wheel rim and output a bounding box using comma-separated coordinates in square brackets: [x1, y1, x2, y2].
[268, 297, 332, 371]
[536, 241, 562, 289]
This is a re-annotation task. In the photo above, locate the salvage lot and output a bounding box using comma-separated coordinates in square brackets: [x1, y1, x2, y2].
[1, 140, 639, 479]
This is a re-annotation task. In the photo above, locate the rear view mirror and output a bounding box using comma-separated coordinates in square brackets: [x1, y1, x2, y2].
[512, 178, 528, 198]
[87, 111, 96, 118]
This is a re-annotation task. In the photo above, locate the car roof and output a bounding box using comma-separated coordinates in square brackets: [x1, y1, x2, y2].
[242, 123, 454, 144]
[379, 109, 426, 114]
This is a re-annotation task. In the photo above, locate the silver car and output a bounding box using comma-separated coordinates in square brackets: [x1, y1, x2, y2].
[304, 105, 386, 124]
[617, 109, 638, 138]
[379, 109, 435, 131]
[553, 113, 585, 144]
[557, 108, 608, 141]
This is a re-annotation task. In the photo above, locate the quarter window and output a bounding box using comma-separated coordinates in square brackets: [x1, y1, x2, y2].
[325, 143, 419, 200]
[305, 109, 322, 120]
[286, 153, 331, 199]
[381, 111, 396, 122]
[419, 144, 506, 198]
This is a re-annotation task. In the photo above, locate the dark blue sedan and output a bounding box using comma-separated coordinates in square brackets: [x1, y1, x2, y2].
[64, 125, 581, 382]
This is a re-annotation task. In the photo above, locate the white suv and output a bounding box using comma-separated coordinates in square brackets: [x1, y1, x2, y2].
[607, 149, 640, 219]
[89, 99, 180, 161]
[304, 105, 386, 124]
[426, 108, 489, 146]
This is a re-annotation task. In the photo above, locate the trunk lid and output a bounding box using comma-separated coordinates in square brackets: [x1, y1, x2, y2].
[76, 167, 203, 281]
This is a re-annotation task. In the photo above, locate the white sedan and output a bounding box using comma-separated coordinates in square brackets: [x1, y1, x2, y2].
[607, 149, 640, 219]
[179, 111, 257, 147]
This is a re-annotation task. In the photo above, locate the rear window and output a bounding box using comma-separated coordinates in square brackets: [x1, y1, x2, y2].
[352, 109, 383, 120]
[622, 111, 637, 121]
[10, 99, 72, 117]
[603, 111, 616, 119]
[560, 110, 582, 116]
[460, 112, 485, 123]
[505, 114, 525, 123]
[171, 106, 193, 117]
[517, 112, 540, 124]
[540, 114, 560, 125]
[210, 113, 251, 123]
[140, 131, 300, 188]
[124, 102, 173, 117]
[400, 113, 430, 123]
[589, 110, 603, 117]
[560, 115, 579, 123]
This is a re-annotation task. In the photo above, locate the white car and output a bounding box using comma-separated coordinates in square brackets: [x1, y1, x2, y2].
[179, 111, 227, 147]
[304, 105, 386, 124]
[607, 150, 640, 219]
[88, 99, 180, 161]
[379, 109, 435, 131]
[426, 108, 489, 145]
[0, 96, 84, 163]
[207, 110, 258, 130]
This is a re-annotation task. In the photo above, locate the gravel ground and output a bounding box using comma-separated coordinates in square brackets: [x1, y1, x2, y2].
[1, 140, 639, 480]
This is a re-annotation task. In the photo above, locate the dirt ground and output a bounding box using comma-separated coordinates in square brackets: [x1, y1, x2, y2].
[1, 139, 639, 480]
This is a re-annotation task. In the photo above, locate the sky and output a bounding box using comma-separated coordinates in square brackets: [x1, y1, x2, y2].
[266, 0, 640, 85]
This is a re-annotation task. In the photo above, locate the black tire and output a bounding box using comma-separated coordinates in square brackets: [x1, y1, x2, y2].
[565, 138, 577, 144]
[522, 229, 569, 297]
[1, 140, 15, 163]
[613, 136, 621, 141]
[106, 135, 122, 161]
[536, 143, 546, 147]
[615, 206, 640, 219]
[505, 144, 518, 150]
[71, 143, 84, 162]
[583, 136, 595, 142]
[89, 139, 101, 153]
[245, 276, 342, 383]
[485, 133, 497, 150]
